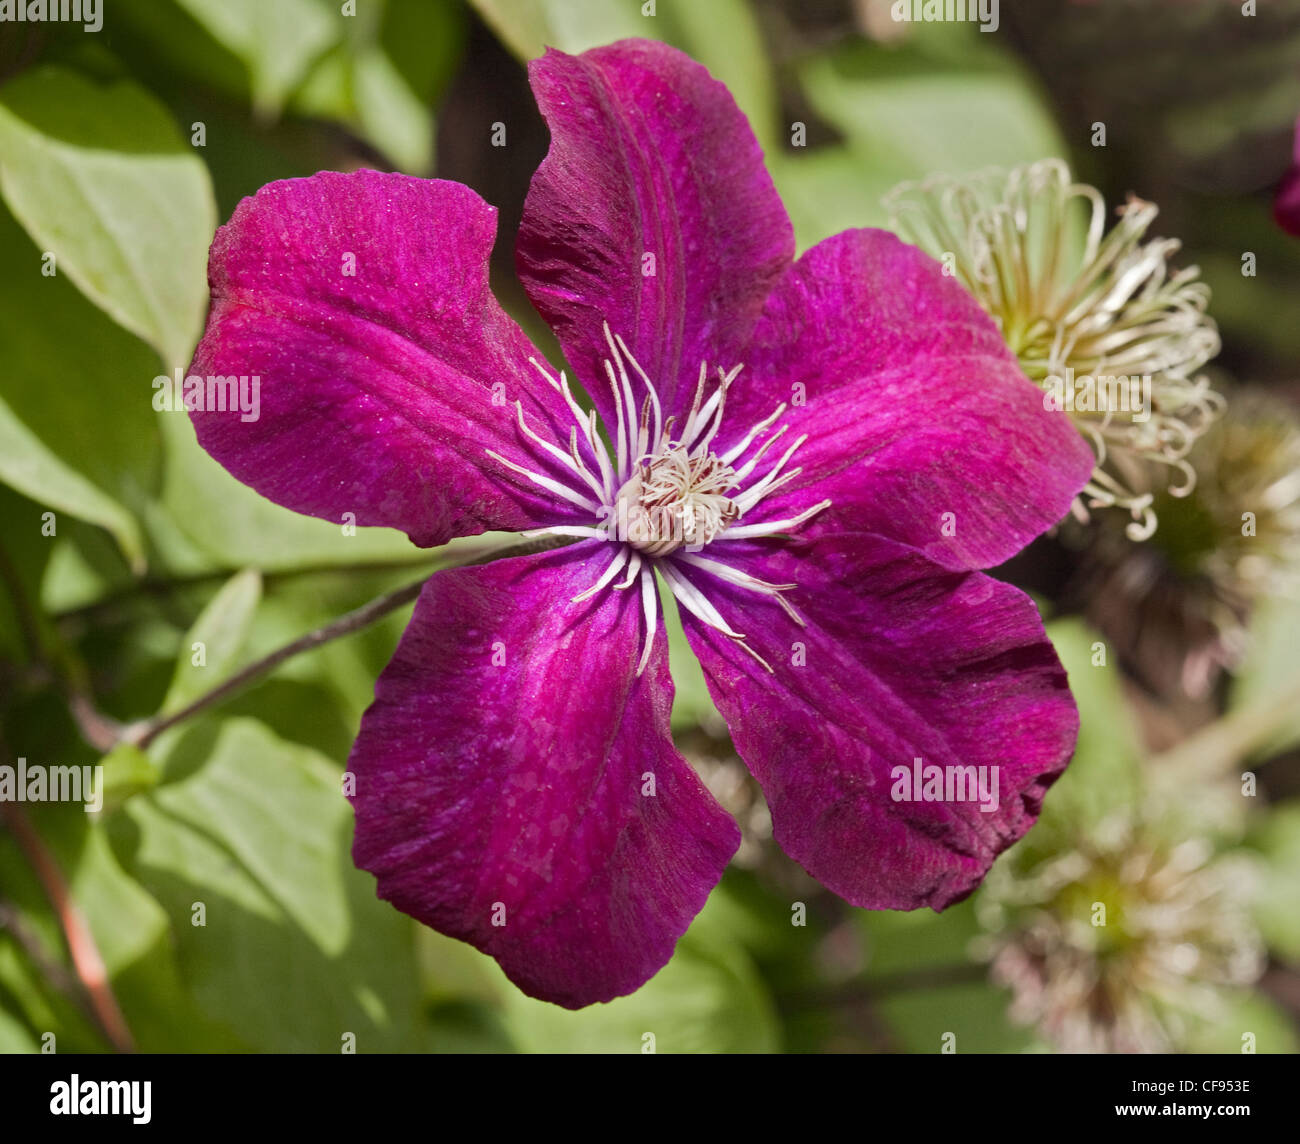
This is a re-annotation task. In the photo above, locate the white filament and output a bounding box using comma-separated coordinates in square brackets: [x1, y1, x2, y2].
[489, 324, 830, 673]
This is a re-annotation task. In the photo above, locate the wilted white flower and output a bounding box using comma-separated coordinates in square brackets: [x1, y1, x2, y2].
[886, 159, 1223, 540]
[974, 813, 1263, 1053]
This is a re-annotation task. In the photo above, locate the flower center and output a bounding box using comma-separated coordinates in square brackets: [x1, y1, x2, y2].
[487, 322, 831, 674]
[615, 446, 740, 557]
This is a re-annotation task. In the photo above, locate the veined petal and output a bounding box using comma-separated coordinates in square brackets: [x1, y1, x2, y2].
[676, 531, 1078, 911]
[190, 170, 584, 547]
[729, 228, 1094, 571]
[517, 39, 794, 427]
[348, 542, 739, 1008]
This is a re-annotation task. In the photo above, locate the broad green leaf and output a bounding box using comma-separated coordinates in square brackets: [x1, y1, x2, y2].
[295, 43, 435, 175]
[157, 412, 436, 570]
[162, 568, 262, 712]
[0, 392, 145, 573]
[468, 0, 643, 60]
[294, 0, 464, 174]
[770, 145, 906, 252]
[467, 0, 775, 145]
[174, 0, 339, 117]
[1248, 803, 1300, 962]
[877, 981, 1032, 1054]
[69, 823, 172, 978]
[1228, 593, 1300, 759]
[497, 889, 779, 1053]
[1184, 990, 1299, 1055]
[0, 483, 58, 664]
[0, 68, 217, 367]
[351, 48, 434, 174]
[0, 201, 161, 498]
[859, 901, 1032, 1052]
[97, 744, 161, 812]
[1040, 619, 1145, 831]
[0, 1004, 37, 1053]
[120, 718, 423, 1051]
[799, 30, 1065, 181]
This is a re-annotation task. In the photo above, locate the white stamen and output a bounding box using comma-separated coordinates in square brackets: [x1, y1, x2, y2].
[485, 449, 602, 514]
[572, 547, 630, 604]
[722, 498, 832, 539]
[490, 329, 831, 671]
[636, 566, 658, 676]
[660, 563, 775, 673]
[675, 552, 806, 627]
[616, 550, 643, 590]
[732, 423, 790, 483]
[720, 402, 787, 466]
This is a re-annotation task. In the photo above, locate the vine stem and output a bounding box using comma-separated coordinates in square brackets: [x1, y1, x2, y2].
[121, 534, 575, 751]
[1148, 670, 1300, 779]
[0, 802, 135, 1052]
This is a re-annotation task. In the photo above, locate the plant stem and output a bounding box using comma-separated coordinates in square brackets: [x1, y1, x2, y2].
[53, 553, 452, 626]
[0, 540, 123, 750]
[123, 534, 575, 750]
[0, 802, 135, 1052]
[1149, 670, 1300, 778]
[125, 575, 427, 749]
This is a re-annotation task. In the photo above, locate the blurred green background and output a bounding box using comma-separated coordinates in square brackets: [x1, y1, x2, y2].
[1, 0, 1299, 1053]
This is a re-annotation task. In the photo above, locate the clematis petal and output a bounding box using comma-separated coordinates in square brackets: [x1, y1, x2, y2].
[728, 228, 1094, 571]
[190, 170, 586, 548]
[676, 531, 1078, 911]
[1274, 116, 1300, 237]
[517, 39, 794, 426]
[348, 542, 740, 1008]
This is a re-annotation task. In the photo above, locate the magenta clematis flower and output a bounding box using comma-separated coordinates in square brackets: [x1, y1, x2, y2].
[188, 39, 1094, 1008]
[1275, 115, 1300, 237]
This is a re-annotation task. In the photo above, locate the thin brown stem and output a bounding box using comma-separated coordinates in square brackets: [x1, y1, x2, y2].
[0, 898, 93, 1020]
[124, 535, 576, 750]
[1149, 670, 1300, 778]
[53, 554, 452, 626]
[0, 802, 134, 1052]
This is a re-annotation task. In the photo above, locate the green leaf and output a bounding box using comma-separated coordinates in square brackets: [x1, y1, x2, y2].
[1184, 990, 1299, 1055]
[173, 0, 339, 118]
[800, 31, 1066, 180]
[162, 568, 262, 712]
[1041, 619, 1145, 831]
[292, 0, 463, 174]
[466, 0, 775, 146]
[859, 901, 1032, 1052]
[496, 888, 779, 1053]
[118, 718, 423, 1051]
[1228, 593, 1300, 760]
[0, 67, 217, 367]
[0, 484, 56, 664]
[97, 744, 161, 812]
[70, 822, 173, 978]
[468, 0, 642, 60]
[779, 28, 1066, 250]
[1248, 803, 1300, 962]
[0, 1004, 37, 1053]
[156, 413, 436, 570]
[0, 392, 145, 573]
